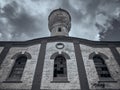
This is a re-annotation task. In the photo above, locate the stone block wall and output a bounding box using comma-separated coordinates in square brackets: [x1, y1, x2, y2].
[80, 44, 120, 90]
[40, 42, 80, 89]
[0, 44, 41, 90]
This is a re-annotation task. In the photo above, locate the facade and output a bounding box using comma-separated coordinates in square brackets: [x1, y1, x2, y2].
[0, 9, 120, 90]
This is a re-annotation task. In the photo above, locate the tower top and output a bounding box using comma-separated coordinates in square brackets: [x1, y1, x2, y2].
[48, 8, 71, 36]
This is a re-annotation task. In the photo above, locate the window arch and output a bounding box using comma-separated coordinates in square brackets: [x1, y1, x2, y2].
[93, 55, 111, 79]
[50, 52, 70, 59]
[53, 55, 68, 82]
[7, 55, 27, 82]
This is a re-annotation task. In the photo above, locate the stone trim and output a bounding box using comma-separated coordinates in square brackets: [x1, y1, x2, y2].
[50, 51, 70, 59]
[61, 52, 70, 59]
[50, 52, 59, 59]
[11, 51, 32, 60]
[74, 43, 89, 90]
[0, 46, 10, 66]
[31, 41, 47, 90]
[51, 81, 70, 83]
[56, 43, 65, 49]
[3, 81, 22, 83]
[24, 51, 32, 59]
[89, 52, 108, 60]
[110, 47, 120, 66]
[0, 36, 120, 47]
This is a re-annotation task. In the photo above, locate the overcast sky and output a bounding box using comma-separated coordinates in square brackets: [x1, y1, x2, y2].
[0, 0, 120, 41]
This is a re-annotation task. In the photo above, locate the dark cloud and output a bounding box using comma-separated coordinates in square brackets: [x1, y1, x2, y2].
[96, 15, 120, 41]
[0, 0, 49, 41]
[86, 0, 101, 16]
[0, 0, 120, 41]
[8, 9, 40, 35]
[59, 0, 84, 23]
[2, 1, 18, 18]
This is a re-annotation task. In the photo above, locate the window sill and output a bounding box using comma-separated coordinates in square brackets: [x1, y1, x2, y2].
[98, 78, 117, 83]
[51, 81, 70, 83]
[3, 81, 22, 83]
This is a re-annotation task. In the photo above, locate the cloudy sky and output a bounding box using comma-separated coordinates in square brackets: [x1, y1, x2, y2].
[0, 0, 120, 41]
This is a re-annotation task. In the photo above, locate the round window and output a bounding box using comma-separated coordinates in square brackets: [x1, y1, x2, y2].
[56, 43, 64, 49]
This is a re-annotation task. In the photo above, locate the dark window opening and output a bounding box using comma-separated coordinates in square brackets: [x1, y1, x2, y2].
[54, 69, 57, 77]
[53, 55, 68, 82]
[54, 64, 57, 67]
[93, 55, 111, 79]
[58, 28, 61, 32]
[7, 55, 27, 81]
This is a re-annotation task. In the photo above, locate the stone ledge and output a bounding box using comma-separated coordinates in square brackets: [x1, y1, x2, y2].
[50, 81, 70, 83]
[98, 78, 117, 83]
[2, 81, 22, 83]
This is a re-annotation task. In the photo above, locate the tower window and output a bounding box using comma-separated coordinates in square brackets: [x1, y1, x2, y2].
[53, 55, 68, 82]
[58, 28, 61, 32]
[93, 55, 111, 79]
[6, 55, 27, 82]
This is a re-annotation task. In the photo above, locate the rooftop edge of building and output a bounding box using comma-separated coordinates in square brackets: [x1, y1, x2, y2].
[0, 36, 120, 47]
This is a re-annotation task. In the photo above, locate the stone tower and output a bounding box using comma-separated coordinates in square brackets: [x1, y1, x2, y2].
[48, 8, 71, 36]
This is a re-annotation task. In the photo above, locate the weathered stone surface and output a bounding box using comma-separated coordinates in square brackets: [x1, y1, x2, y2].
[80, 44, 120, 89]
[48, 9, 71, 36]
[0, 47, 4, 54]
[116, 47, 120, 54]
[40, 42, 80, 89]
[0, 44, 41, 90]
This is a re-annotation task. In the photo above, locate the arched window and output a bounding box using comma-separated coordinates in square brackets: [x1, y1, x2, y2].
[7, 55, 27, 81]
[53, 55, 68, 82]
[93, 55, 111, 79]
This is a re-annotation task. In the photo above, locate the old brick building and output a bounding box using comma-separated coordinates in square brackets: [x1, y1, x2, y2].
[0, 9, 120, 90]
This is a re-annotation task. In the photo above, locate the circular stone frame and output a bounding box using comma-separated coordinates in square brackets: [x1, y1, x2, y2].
[56, 43, 64, 49]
